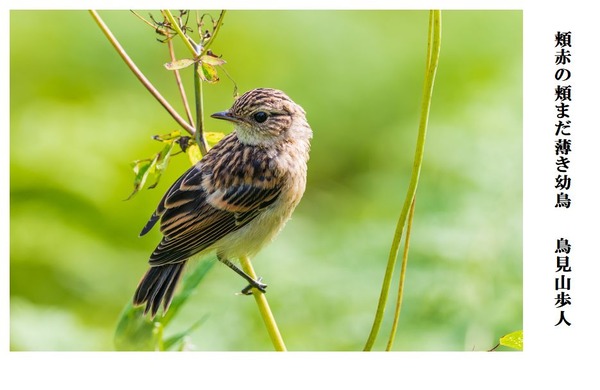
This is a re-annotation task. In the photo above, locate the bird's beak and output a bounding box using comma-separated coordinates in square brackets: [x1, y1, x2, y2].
[211, 110, 241, 123]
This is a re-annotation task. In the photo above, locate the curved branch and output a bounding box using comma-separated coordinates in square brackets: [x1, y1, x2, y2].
[89, 10, 195, 136]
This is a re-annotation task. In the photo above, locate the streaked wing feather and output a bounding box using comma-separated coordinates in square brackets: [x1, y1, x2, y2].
[147, 166, 282, 266]
[149, 209, 236, 265]
[210, 184, 281, 212]
[139, 165, 198, 236]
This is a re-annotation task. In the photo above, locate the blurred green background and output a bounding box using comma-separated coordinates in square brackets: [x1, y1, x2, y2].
[10, 10, 522, 351]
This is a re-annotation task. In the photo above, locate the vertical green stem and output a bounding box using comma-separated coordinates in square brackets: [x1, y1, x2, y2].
[386, 197, 416, 350]
[163, 10, 198, 58]
[194, 62, 209, 156]
[239, 256, 287, 351]
[163, 9, 210, 156]
[363, 10, 441, 351]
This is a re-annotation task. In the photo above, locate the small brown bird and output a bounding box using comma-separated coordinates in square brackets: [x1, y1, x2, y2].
[133, 88, 312, 317]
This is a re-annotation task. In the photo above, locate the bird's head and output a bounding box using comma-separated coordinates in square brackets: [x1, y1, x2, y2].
[211, 88, 311, 146]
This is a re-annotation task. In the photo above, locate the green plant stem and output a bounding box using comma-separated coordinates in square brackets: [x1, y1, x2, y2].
[89, 10, 195, 136]
[163, 9, 211, 156]
[163, 10, 227, 60]
[194, 63, 209, 156]
[239, 256, 287, 351]
[163, 10, 199, 58]
[203, 11, 227, 54]
[163, 9, 225, 59]
[363, 10, 441, 351]
[386, 196, 416, 351]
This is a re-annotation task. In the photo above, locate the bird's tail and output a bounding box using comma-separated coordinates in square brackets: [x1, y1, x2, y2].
[133, 262, 186, 318]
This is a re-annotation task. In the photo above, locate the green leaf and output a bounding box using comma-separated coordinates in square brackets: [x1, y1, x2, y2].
[153, 130, 182, 142]
[113, 303, 158, 351]
[155, 142, 175, 171]
[126, 156, 158, 200]
[147, 140, 176, 189]
[205, 131, 226, 147]
[127, 130, 185, 198]
[499, 330, 523, 351]
[198, 62, 219, 83]
[113, 260, 215, 351]
[186, 142, 203, 164]
[183, 133, 225, 165]
[158, 259, 215, 326]
[200, 54, 226, 66]
[163, 315, 208, 351]
[164, 58, 196, 70]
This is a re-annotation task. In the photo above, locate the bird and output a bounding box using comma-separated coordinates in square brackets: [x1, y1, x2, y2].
[133, 88, 313, 318]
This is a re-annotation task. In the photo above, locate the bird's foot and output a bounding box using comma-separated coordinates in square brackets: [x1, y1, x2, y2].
[241, 277, 267, 295]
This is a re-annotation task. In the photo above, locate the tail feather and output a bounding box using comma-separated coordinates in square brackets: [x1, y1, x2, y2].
[133, 262, 186, 318]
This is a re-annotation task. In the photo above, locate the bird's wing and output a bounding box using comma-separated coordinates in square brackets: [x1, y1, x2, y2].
[141, 156, 281, 266]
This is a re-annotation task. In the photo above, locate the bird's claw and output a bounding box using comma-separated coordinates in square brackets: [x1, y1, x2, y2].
[241, 277, 267, 295]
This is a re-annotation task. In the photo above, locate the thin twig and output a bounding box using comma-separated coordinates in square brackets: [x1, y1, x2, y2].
[89, 10, 195, 136]
[163, 10, 198, 57]
[130, 10, 157, 29]
[202, 10, 227, 55]
[239, 256, 287, 351]
[167, 35, 194, 126]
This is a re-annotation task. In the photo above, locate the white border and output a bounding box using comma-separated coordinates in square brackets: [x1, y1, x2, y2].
[3, 1, 599, 388]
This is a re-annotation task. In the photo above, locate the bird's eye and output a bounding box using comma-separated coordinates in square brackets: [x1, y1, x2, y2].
[253, 111, 268, 123]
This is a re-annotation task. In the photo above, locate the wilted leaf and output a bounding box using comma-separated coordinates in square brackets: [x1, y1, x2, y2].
[198, 62, 219, 83]
[499, 330, 523, 351]
[164, 58, 196, 70]
[200, 54, 226, 66]
[175, 136, 192, 152]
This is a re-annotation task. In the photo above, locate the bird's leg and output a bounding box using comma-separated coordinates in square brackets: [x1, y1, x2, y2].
[217, 255, 267, 295]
